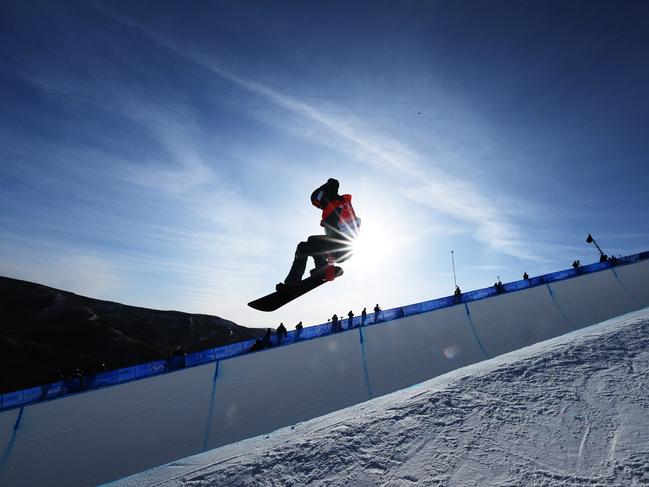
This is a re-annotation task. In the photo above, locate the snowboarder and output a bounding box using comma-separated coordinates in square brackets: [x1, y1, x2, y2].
[248, 178, 361, 312]
[277, 178, 360, 290]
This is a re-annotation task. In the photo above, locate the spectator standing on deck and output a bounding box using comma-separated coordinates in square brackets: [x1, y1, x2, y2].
[332, 314, 341, 333]
[295, 321, 303, 340]
[277, 323, 287, 343]
[347, 310, 354, 329]
[261, 328, 272, 348]
[374, 304, 382, 323]
[454, 285, 462, 303]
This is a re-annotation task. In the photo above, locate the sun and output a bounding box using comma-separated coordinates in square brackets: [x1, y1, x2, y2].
[345, 217, 396, 272]
[328, 193, 411, 276]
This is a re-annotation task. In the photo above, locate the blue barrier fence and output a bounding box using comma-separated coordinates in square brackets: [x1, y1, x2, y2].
[1, 252, 646, 412]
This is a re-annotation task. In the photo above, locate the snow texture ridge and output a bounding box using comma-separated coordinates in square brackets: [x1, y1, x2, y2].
[119, 309, 649, 487]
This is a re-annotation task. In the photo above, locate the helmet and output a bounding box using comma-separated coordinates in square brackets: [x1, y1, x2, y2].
[325, 178, 339, 194]
[311, 178, 340, 209]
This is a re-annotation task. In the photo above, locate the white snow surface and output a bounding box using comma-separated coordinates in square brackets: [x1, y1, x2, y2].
[113, 308, 649, 487]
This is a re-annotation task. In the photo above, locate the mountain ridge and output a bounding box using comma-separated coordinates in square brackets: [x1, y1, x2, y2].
[0, 275, 265, 394]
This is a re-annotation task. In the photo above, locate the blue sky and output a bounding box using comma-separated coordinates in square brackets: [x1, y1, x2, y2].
[1, 1, 648, 328]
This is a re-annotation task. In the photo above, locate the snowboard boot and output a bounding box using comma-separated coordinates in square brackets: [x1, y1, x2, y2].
[310, 264, 343, 281]
[310, 255, 340, 281]
[276, 280, 299, 292]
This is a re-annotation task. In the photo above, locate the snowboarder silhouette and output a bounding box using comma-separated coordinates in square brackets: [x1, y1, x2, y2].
[249, 178, 361, 311]
[277, 178, 361, 290]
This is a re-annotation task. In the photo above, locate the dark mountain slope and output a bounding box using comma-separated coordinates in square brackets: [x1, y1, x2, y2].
[0, 276, 265, 393]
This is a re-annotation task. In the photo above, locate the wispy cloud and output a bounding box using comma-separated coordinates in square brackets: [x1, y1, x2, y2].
[20, 66, 216, 195]
[96, 3, 538, 261]
[3, 67, 281, 313]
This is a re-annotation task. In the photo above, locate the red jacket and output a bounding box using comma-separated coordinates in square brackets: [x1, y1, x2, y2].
[321, 194, 360, 236]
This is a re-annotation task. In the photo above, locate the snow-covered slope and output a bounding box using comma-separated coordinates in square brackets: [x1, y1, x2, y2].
[115, 308, 649, 487]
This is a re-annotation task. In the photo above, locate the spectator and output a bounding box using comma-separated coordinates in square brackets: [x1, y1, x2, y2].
[171, 345, 186, 369]
[39, 383, 50, 401]
[361, 307, 367, 326]
[494, 279, 504, 294]
[374, 304, 382, 322]
[261, 328, 272, 348]
[453, 285, 462, 303]
[332, 314, 341, 333]
[295, 321, 303, 340]
[277, 322, 287, 343]
[250, 338, 264, 352]
[523, 272, 529, 280]
[347, 310, 354, 329]
[71, 368, 85, 391]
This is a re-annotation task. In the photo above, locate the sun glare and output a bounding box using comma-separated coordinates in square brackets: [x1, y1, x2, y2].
[346, 217, 396, 272]
[329, 193, 413, 277]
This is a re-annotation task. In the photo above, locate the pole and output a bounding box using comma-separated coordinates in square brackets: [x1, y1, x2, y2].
[451, 250, 457, 288]
[587, 234, 605, 258]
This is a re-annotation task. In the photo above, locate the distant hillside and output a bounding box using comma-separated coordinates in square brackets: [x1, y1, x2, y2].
[0, 276, 266, 394]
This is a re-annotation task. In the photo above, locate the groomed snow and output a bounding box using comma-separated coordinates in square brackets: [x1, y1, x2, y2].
[112, 308, 649, 487]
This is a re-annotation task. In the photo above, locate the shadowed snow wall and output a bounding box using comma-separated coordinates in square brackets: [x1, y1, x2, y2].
[0, 257, 647, 487]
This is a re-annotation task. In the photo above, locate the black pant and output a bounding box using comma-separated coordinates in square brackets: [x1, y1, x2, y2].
[285, 235, 349, 284]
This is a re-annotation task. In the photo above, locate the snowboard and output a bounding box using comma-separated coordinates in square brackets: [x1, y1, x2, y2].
[248, 266, 343, 312]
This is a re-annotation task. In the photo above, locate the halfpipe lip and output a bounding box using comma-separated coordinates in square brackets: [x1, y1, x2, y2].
[1, 251, 647, 413]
